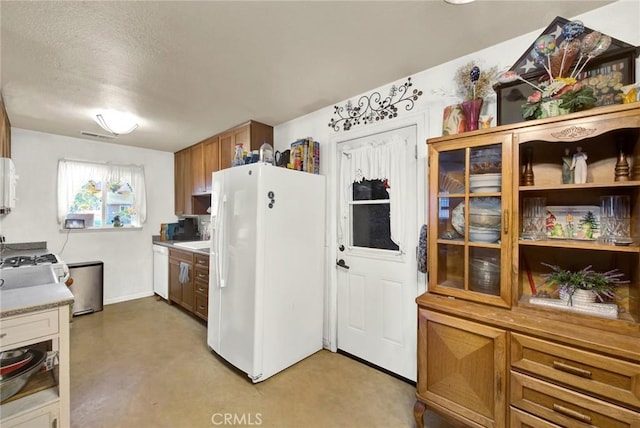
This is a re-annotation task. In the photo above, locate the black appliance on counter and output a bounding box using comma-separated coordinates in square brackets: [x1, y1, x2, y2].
[174, 217, 198, 241]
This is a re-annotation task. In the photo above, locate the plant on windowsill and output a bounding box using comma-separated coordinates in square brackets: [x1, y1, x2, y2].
[539, 262, 629, 306]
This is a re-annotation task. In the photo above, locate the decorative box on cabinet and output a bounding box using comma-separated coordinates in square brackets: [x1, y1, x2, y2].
[417, 103, 640, 428]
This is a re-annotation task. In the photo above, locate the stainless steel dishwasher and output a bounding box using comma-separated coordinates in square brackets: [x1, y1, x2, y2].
[67, 261, 104, 316]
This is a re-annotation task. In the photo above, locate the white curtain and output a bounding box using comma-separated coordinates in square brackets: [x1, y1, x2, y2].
[339, 134, 407, 252]
[107, 163, 147, 224]
[57, 159, 147, 224]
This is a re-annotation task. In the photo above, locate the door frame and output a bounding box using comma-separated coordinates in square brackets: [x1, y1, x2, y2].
[325, 111, 428, 352]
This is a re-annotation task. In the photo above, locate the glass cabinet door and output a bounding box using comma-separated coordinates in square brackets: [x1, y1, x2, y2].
[429, 136, 511, 308]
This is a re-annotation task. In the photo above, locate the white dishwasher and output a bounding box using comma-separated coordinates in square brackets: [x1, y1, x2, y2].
[152, 244, 169, 299]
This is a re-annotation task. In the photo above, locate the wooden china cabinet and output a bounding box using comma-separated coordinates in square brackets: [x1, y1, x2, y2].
[415, 103, 640, 428]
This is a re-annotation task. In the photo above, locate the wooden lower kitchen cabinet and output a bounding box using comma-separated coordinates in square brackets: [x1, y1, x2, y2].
[415, 309, 507, 428]
[193, 253, 209, 321]
[169, 248, 194, 312]
[168, 248, 209, 321]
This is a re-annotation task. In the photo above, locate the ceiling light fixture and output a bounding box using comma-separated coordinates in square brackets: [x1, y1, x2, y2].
[444, 0, 475, 4]
[95, 111, 138, 136]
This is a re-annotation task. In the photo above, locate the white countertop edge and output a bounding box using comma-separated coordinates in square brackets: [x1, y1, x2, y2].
[1, 283, 74, 318]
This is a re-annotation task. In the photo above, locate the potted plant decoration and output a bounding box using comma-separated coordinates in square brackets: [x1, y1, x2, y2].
[539, 262, 628, 306]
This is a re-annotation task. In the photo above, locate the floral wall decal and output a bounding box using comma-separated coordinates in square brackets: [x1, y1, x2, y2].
[328, 77, 423, 132]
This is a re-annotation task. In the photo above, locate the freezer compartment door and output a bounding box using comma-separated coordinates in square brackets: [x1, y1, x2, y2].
[209, 165, 260, 377]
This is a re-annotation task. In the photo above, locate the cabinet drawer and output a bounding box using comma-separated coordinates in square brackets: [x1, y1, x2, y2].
[510, 408, 562, 428]
[511, 333, 640, 409]
[0, 310, 59, 349]
[194, 292, 208, 321]
[511, 372, 640, 427]
[194, 266, 209, 285]
[169, 248, 192, 263]
[194, 278, 208, 295]
[194, 254, 209, 267]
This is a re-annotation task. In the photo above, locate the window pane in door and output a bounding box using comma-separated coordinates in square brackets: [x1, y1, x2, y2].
[351, 203, 399, 250]
[353, 179, 391, 201]
[351, 179, 398, 251]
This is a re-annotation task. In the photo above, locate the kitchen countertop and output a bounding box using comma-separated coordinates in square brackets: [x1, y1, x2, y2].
[0, 282, 74, 319]
[151, 237, 210, 256]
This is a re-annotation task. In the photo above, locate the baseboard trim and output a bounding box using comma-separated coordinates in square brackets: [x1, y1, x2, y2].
[336, 349, 416, 386]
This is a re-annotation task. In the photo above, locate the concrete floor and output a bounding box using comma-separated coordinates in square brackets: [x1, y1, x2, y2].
[70, 297, 452, 427]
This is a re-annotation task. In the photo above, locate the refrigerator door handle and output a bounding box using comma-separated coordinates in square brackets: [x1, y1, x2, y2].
[217, 195, 227, 288]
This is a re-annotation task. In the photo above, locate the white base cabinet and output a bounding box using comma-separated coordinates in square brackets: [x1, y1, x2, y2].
[0, 306, 71, 428]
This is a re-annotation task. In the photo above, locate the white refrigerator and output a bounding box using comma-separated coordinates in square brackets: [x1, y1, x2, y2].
[207, 163, 326, 383]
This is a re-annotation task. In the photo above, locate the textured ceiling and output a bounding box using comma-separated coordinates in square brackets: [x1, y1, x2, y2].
[1, 1, 613, 152]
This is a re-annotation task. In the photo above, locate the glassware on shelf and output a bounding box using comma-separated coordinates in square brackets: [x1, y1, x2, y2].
[521, 197, 547, 240]
[599, 195, 631, 245]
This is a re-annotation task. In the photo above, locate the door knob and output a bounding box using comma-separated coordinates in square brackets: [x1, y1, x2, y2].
[336, 259, 350, 269]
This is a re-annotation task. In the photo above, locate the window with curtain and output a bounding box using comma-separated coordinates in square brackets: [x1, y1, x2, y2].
[339, 134, 407, 253]
[57, 160, 147, 228]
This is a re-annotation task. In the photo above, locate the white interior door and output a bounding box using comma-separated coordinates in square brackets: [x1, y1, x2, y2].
[336, 125, 418, 381]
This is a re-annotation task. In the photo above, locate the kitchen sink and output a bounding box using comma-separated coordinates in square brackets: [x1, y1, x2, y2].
[0, 265, 58, 290]
[174, 240, 211, 250]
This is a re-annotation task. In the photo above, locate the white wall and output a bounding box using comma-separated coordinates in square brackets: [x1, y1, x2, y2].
[275, 2, 640, 150]
[272, 1, 640, 347]
[0, 128, 176, 304]
[1, 2, 636, 310]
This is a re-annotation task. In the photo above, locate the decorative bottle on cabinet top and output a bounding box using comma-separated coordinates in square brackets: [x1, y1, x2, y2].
[259, 141, 274, 165]
[232, 144, 244, 167]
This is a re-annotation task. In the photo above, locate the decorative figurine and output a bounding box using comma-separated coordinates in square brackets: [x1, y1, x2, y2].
[522, 147, 534, 186]
[571, 146, 588, 184]
[615, 143, 630, 182]
[562, 148, 574, 184]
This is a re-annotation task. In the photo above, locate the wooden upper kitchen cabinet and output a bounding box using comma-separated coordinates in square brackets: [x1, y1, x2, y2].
[1, 93, 11, 158]
[190, 143, 205, 195]
[415, 103, 640, 428]
[174, 148, 192, 216]
[174, 121, 271, 215]
[203, 135, 220, 193]
[219, 120, 273, 170]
